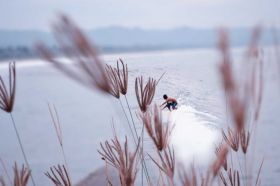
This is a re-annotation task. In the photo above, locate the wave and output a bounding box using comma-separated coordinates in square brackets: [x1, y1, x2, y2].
[165, 105, 221, 167]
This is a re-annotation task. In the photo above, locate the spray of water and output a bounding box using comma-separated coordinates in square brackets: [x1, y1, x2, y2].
[165, 105, 221, 167]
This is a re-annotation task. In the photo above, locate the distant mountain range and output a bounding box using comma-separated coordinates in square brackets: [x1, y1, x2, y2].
[0, 26, 276, 60]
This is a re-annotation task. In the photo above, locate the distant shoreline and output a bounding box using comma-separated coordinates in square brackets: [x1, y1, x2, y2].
[0, 26, 277, 61]
[0, 43, 265, 62]
[0, 45, 210, 62]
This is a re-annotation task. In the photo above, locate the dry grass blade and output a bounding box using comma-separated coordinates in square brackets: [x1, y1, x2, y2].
[48, 103, 63, 146]
[253, 56, 263, 123]
[219, 168, 240, 186]
[0, 157, 12, 185]
[0, 62, 16, 113]
[240, 129, 250, 154]
[218, 28, 263, 132]
[247, 27, 261, 59]
[13, 163, 31, 186]
[98, 136, 140, 186]
[211, 144, 228, 177]
[218, 27, 264, 186]
[222, 128, 239, 152]
[45, 165, 71, 186]
[48, 104, 72, 185]
[135, 76, 156, 113]
[219, 172, 227, 186]
[36, 14, 111, 94]
[272, 28, 280, 85]
[156, 71, 166, 86]
[105, 64, 120, 99]
[103, 159, 113, 186]
[116, 59, 128, 95]
[178, 164, 198, 186]
[219, 61, 246, 132]
[228, 168, 240, 186]
[218, 30, 246, 132]
[105, 59, 140, 145]
[140, 104, 172, 151]
[215, 143, 228, 171]
[0, 176, 5, 186]
[255, 158, 264, 186]
[149, 146, 175, 182]
[245, 28, 263, 125]
[0, 62, 35, 186]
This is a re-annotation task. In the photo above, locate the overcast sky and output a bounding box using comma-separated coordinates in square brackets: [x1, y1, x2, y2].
[0, 0, 279, 31]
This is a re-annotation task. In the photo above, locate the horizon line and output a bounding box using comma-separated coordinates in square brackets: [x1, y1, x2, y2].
[0, 25, 273, 33]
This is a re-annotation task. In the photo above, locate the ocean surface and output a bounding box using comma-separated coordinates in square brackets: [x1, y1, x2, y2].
[0, 48, 279, 185]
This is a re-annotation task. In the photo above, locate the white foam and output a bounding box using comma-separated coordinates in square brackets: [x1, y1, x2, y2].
[167, 105, 221, 166]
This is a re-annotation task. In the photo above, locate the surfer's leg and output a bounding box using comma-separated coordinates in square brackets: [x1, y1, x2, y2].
[167, 103, 171, 111]
[172, 102, 178, 110]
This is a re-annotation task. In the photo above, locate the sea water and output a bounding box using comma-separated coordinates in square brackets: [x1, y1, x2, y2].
[0, 48, 279, 185]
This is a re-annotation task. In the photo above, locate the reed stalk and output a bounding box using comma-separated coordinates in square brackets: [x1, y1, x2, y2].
[10, 111, 36, 186]
[13, 162, 31, 186]
[48, 104, 72, 185]
[118, 99, 137, 145]
[124, 95, 139, 139]
[45, 165, 71, 186]
[0, 158, 12, 185]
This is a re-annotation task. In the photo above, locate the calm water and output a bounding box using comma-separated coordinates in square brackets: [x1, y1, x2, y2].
[0, 48, 279, 185]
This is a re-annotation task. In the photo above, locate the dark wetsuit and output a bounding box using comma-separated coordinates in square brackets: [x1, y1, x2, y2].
[165, 98, 178, 110]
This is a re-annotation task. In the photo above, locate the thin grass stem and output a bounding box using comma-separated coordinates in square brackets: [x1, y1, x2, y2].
[0, 157, 12, 185]
[48, 103, 72, 185]
[118, 99, 137, 145]
[124, 95, 138, 138]
[156, 72, 166, 86]
[244, 153, 248, 186]
[123, 95, 151, 185]
[61, 146, 72, 185]
[9, 113, 36, 186]
[141, 123, 145, 186]
[234, 151, 245, 185]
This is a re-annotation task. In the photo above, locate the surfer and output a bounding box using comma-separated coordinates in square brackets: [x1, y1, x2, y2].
[160, 94, 178, 111]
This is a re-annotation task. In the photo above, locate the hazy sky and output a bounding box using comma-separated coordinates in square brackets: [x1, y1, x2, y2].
[0, 0, 279, 30]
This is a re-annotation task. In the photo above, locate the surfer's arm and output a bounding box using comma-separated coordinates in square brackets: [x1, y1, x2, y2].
[160, 101, 167, 107]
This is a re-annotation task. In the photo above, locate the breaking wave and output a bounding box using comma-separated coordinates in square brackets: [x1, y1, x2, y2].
[164, 105, 221, 166]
